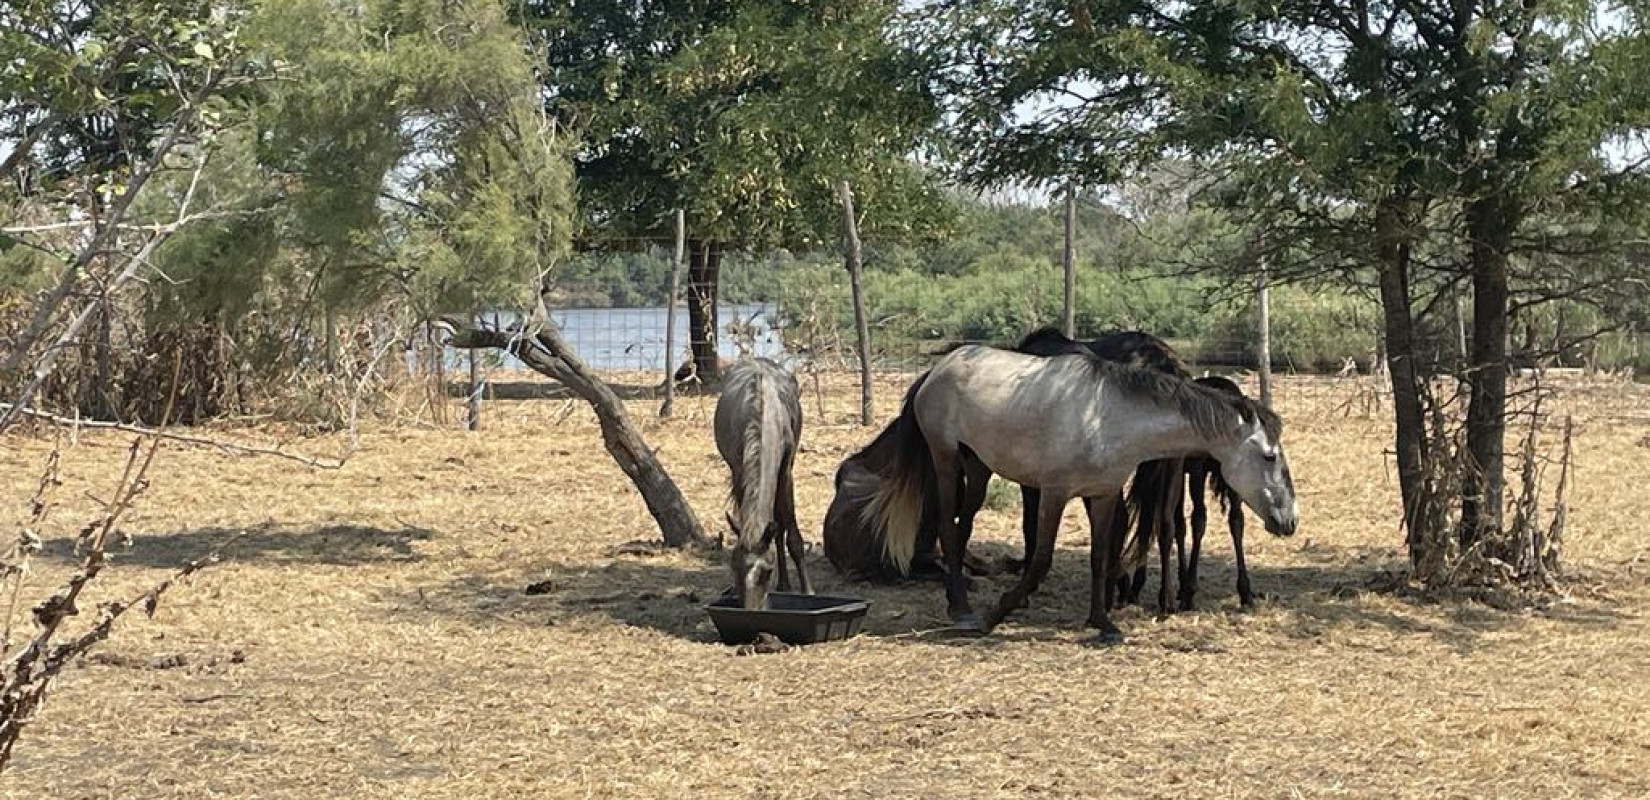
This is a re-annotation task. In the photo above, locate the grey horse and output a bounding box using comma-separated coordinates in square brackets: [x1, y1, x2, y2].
[867, 345, 1298, 641]
[714, 358, 811, 609]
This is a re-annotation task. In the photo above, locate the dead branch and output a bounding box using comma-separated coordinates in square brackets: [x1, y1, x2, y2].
[0, 87, 210, 379]
[0, 354, 232, 771]
[0, 147, 215, 431]
[438, 310, 708, 548]
[0, 404, 349, 469]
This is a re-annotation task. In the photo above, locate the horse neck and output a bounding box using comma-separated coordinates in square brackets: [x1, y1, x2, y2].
[1104, 397, 1239, 464]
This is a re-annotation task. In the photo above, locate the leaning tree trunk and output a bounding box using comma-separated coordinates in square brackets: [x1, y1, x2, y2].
[1375, 199, 1431, 566]
[685, 239, 722, 384]
[443, 315, 708, 549]
[1460, 194, 1514, 547]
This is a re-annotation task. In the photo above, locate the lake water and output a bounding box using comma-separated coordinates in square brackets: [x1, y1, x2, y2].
[447, 304, 786, 373]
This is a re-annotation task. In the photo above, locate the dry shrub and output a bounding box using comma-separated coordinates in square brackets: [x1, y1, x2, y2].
[0, 432, 235, 772]
[1408, 375, 1575, 604]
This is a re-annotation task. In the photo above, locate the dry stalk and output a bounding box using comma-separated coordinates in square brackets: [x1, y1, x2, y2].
[1410, 369, 1571, 598]
[0, 354, 241, 772]
[1, 441, 60, 655]
[1545, 416, 1573, 576]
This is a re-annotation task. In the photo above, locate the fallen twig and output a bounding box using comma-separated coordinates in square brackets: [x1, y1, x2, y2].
[0, 404, 349, 469]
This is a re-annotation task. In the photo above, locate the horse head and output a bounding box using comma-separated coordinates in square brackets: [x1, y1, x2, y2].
[726, 512, 774, 609]
[1213, 414, 1299, 537]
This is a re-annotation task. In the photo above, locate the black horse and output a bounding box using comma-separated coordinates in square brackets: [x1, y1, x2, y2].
[1181, 375, 1259, 608]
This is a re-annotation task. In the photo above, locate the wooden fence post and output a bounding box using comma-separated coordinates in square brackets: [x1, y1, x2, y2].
[661, 209, 685, 418]
[838, 180, 873, 426]
[466, 347, 482, 431]
[1256, 261, 1273, 407]
[1063, 184, 1076, 338]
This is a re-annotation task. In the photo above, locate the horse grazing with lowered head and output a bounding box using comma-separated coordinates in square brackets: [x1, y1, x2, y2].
[866, 344, 1298, 642]
[714, 358, 811, 609]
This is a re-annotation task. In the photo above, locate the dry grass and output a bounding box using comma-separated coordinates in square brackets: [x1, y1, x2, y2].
[2, 371, 1648, 799]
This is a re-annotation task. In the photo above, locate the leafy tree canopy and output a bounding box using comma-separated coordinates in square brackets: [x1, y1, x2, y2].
[525, 0, 952, 246]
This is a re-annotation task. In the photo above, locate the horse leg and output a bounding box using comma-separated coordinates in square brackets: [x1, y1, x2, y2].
[1230, 494, 1253, 607]
[985, 487, 1068, 632]
[1018, 485, 1041, 573]
[1085, 494, 1125, 642]
[1105, 491, 1128, 608]
[778, 456, 812, 595]
[773, 523, 790, 592]
[1182, 463, 1209, 611]
[1154, 467, 1182, 615]
[930, 448, 976, 630]
[956, 452, 992, 585]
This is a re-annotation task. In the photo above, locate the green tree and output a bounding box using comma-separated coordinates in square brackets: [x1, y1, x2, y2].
[2, 0, 260, 424]
[523, 0, 949, 380]
[3, 0, 574, 422]
[923, 0, 1650, 575]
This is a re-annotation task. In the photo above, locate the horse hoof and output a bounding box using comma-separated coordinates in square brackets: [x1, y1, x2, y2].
[950, 615, 985, 635]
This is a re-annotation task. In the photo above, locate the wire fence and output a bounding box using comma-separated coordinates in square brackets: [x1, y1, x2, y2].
[444, 232, 1650, 388]
[469, 290, 1649, 378]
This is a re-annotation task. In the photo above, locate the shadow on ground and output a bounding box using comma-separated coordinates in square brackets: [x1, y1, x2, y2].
[41, 523, 437, 568]
[391, 536, 1630, 652]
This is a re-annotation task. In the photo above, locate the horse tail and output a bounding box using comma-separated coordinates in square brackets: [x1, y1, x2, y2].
[1121, 460, 1174, 569]
[863, 372, 934, 575]
[1209, 462, 1238, 512]
[738, 371, 788, 552]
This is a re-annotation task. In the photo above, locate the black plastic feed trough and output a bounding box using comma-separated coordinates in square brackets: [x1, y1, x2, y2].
[705, 592, 870, 645]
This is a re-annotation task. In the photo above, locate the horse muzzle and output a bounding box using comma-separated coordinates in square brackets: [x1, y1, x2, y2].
[1264, 506, 1299, 537]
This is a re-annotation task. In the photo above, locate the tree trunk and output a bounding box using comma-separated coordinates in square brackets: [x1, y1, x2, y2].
[444, 316, 708, 549]
[82, 296, 115, 420]
[1374, 203, 1430, 566]
[466, 348, 482, 432]
[324, 301, 338, 378]
[838, 180, 873, 426]
[1460, 195, 1513, 546]
[686, 239, 722, 384]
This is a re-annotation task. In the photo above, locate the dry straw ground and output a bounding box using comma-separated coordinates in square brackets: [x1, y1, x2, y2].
[2, 371, 1648, 799]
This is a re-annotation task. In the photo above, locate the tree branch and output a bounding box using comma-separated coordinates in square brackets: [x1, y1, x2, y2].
[439, 312, 709, 548]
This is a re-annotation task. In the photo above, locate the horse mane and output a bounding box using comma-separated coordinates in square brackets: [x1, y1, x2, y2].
[1066, 352, 1283, 442]
[1016, 326, 1191, 377]
[1015, 326, 1087, 357]
[1084, 331, 1190, 377]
